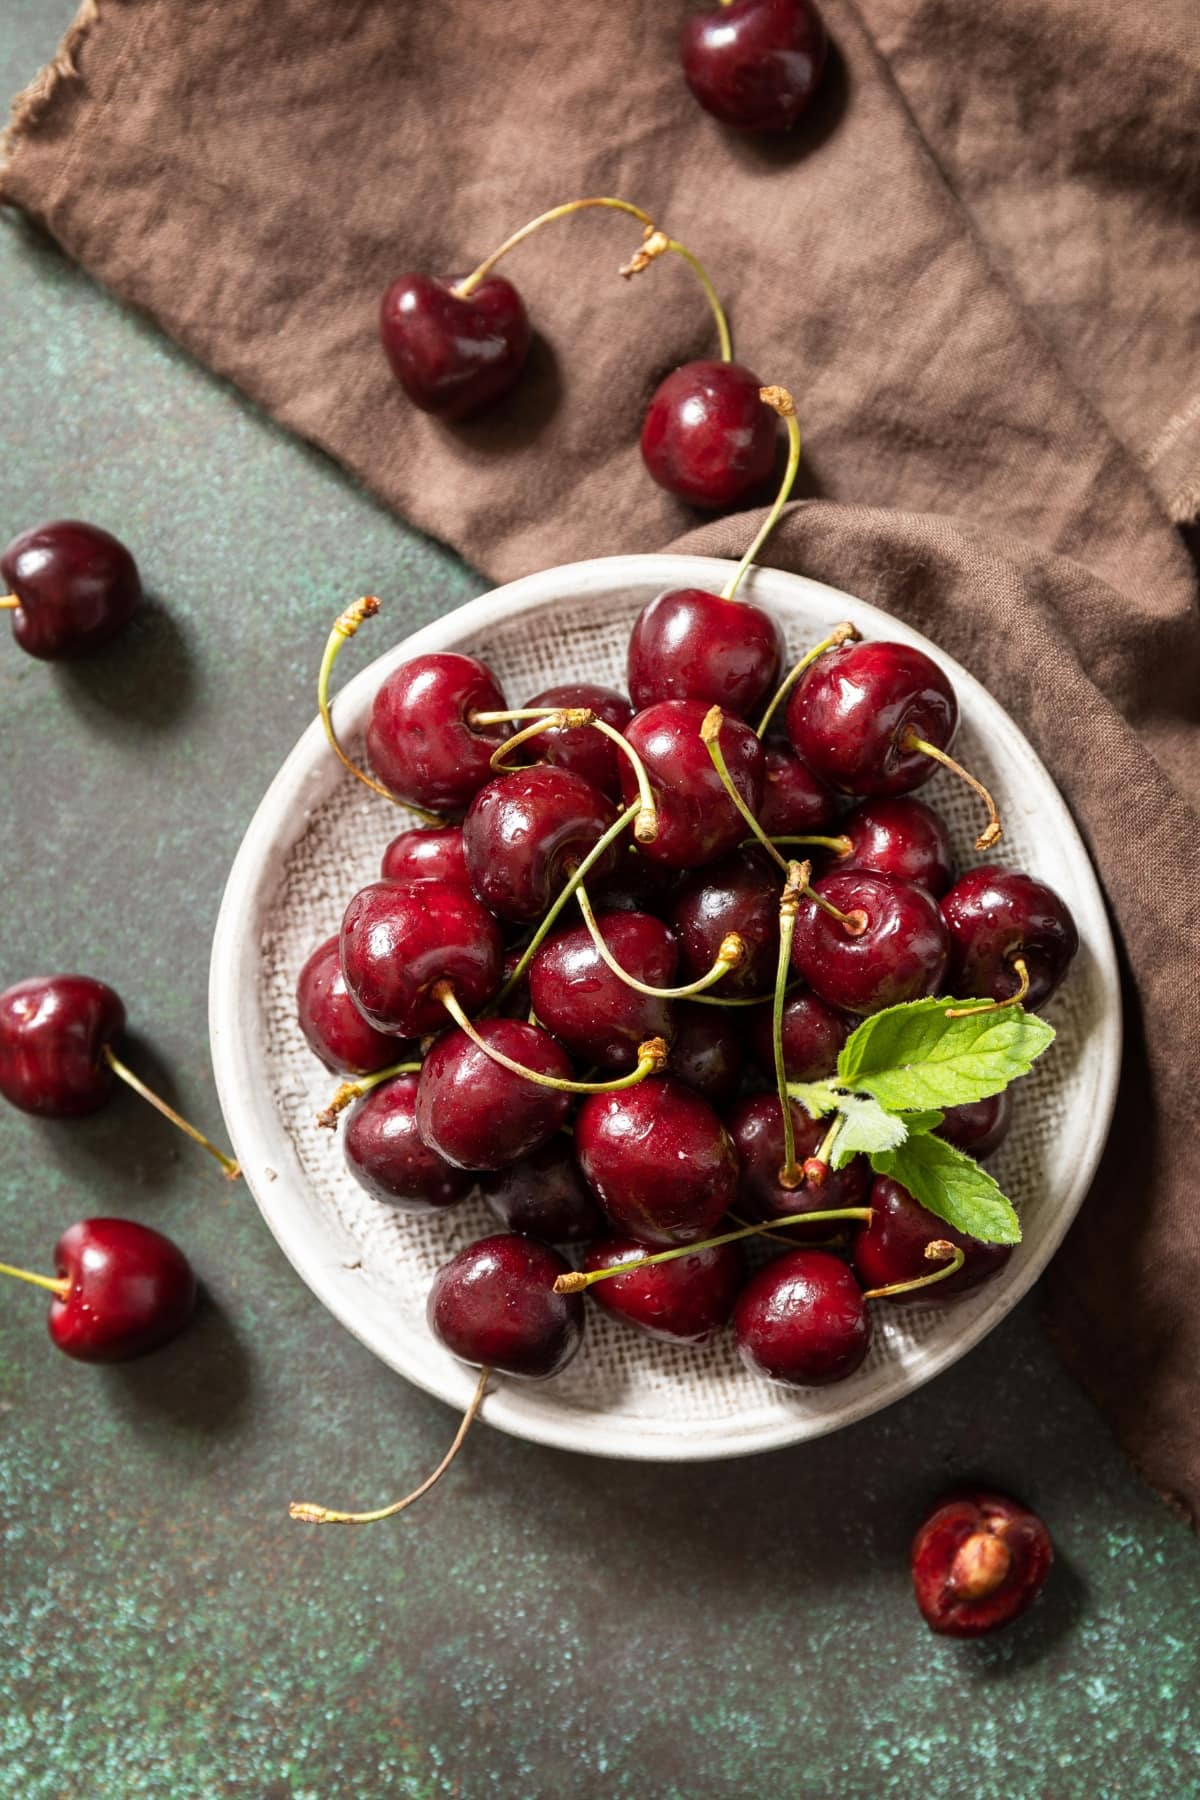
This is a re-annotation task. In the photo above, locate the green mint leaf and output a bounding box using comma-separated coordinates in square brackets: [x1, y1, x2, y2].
[898, 1110, 945, 1135]
[785, 1079, 840, 1119]
[837, 998, 1054, 1112]
[869, 1133, 1022, 1245]
[829, 1094, 909, 1167]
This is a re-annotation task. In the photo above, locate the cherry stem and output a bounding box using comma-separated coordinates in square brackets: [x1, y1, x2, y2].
[554, 1206, 874, 1292]
[624, 230, 734, 362]
[774, 864, 806, 1187]
[0, 595, 17, 610]
[814, 1113, 843, 1166]
[0, 1259, 69, 1299]
[316, 1061, 423, 1131]
[575, 880, 744, 998]
[316, 597, 441, 823]
[103, 1047, 240, 1180]
[488, 713, 657, 844]
[861, 1239, 965, 1301]
[757, 834, 852, 856]
[700, 705, 788, 872]
[798, 870, 868, 938]
[488, 709, 595, 767]
[437, 984, 667, 1093]
[290, 1364, 490, 1526]
[945, 957, 1031, 1019]
[719, 390, 802, 603]
[903, 733, 1003, 851]
[687, 981, 804, 1008]
[756, 621, 860, 740]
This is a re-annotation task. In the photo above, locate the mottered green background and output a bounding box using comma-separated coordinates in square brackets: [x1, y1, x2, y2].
[1, 5, 1197, 1796]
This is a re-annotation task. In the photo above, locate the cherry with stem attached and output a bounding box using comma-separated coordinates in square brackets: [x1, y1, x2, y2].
[2, 521, 143, 661]
[0, 1217, 197, 1361]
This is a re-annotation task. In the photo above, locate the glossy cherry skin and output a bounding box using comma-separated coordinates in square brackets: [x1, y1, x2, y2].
[666, 1003, 744, 1108]
[480, 1139, 604, 1245]
[339, 880, 502, 1036]
[344, 1074, 475, 1213]
[622, 701, 765, 868]
[748, 990, 851, 1082]
[759, 746, 839, 836]
[641, 361, 776, 508]
[836, 797, 956, 898]
[726, 1094, 868, 1241]
[791, 872, 949, 1015]
[734, 1249, 870, 1386]
[0, 975, 124, 1118]
[911, 1491, 1053, 1636]
[365, 653, 510, 815]
[627, 589, 784, 718]
[852, 1176, 1011, 1302]
[786, 641, 958, 797]
[380, 824, 470, 890]
[575, 1077, 738, 1247]
[1, 520, 141, 660]
[528, 912, 677, 1072]
[464, 766, 618, 922]
[670, 849, 780, 996]
[415, 1020, 572, 1170]
[48, 1218, 196, 1362]
[935, 1089, 1013, 1161]
[427, 1234, 584, 1379]
[379, 273, 531, 420]
[524, 682, 632, 800]
[296, 936, 405, 1076]
[584, 1235, 744, 1346]
[941, 866, 1079, 1007]
[681, 0, 828, 133]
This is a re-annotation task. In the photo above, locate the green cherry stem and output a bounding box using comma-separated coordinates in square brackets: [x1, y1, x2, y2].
[437, 984, 668, 1093]
[773, 863, 807, 1189]
[755, 621, 860, 740]
[103, 1047, 240, 1180]
[861, 1240, 965, 1302]
[488, 709, 595, 768]
[554, 1205, 874, 1293]
[316, 1061, 423, 1131]
[575, 881, 745, 998]
[945, 958, 1030, 1019]
[902, 731, 1003, 852]
[700, 705, 788, 872]
[0, 1260, 69, 1298]
[719, 388, 802, 602]
[317, 597, 441, 821]
[488, 714, 658, 845]
[801, 1111, 845, 1187]
[754, 834, 852, 856]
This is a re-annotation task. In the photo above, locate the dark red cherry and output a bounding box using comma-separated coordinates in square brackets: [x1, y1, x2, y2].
[344, 1074, 475, 1213]
[296, 936, 406, 1076]
[596, 845, 683, 915]
[666, 1003, 744, 1107]
[852, 1176, 1011, 1302]
[528, 912, 676, 1072]
[911, 1491, 1053, 1636]
[681, 0, 828, 133]
[339, 880, 502, 1036]
[836, 797, 956, 897]
[380, 824, 470, 890]
[726, 1093, 868, 1241]
[583, 1235, 744, 1346]
[941, 866, 1078, 1007]
[627, 588, 784, 717]
[734, 1249, 870, 1386]
[575, 1077, 737, 1247]
[480, 1139, 604, 1244]
[379, 273, 531, 420]
[464, 766, 618, 922]
[641, 361, 776, 508]
[365, 653, 510, 815]
[935, 1090, 1013, 1161]
[748, 990, 851, 1082]
[670, 849, 780, 996]
[791, 872, 949, 1014]
[0, 975, 124, 1117]
[415, 1020, 572, 1170]
[427, 1233, 584, 1379]
[524, 683, 633, 799]
[622, 701, 765, 868]
[1, 520, 141, 660]
[47, 1218, 195, 1362]
[786, 640, 958, 797]
[759, 746, 839, 836]
[494, 945, 532, 1020]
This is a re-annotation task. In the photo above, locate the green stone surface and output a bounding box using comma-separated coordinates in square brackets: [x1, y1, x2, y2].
[1, 6, 1196, 1797]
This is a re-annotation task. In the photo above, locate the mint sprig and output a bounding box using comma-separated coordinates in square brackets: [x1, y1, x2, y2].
[869, 1133, 1022, 1246]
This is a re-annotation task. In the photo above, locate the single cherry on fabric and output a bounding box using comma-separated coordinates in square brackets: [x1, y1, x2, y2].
[575, 1076, 738, 1247]
[379, 274, 531, 421]
[339, 880, 502, 1036]
[365, 652, 511, 816]
[681, 0, 829, 133]
[733, 1248, 870, 1386]
[344, 1074, 476, 1213]
[415, 1019, 573, 1170]
[296, 936, 407, 1076]
[911, 1491, 1053, 1636]
[583, 1235, 744, 1346]
[641, 361, 777, 508]
[0, 1218, 196, 1362]
[622, 700, 765, 867]
[790, 871, 950, 1014]
[1, 520, 141, 660]
[852, 1177, 1011, 1303]
[463, 766, 618, 922]
[941, 866, 1078, 1008]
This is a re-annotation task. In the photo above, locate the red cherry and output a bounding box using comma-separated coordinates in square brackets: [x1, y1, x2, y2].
[296, 936, 406, 1077]
[24, 1218, 195, 1362]
[524, 683, 632, 799]
[427, 1234, 584, 1379]
[641, 361, 776, 508]
[911, 1491, 1052, 1636]
[733, 1249, 870, 1386]
[0, 975, 124, 1117]
[786, 640, 958, 797]
[627, 588, 784, 717]
[463, 766, 618, 922]
[344, 1074, 475, 1213]
[1, 520, 141, 660]
[941, 866, 1078, 1008]
[665, 1002, 744, 1107]
[480, 1139, 604, 1245]
[415, 1020, 572, 1170]
[379, 274, 531, 420]
[725, 1094, 868, 1240]
[790, 871, 950, 1014]
[380, 824, 470, 889]
[836, 796, 956, 897]
[622, 700, 765, 867]
[935, 1090, 1012, 1160]
[583, 1235, 744, 1346]
[670, 849, 781, 996]
[758, 746, 839, 836]
[681, 0, 828, 133]
[747, 990, 851, 1082]
[575, 1077, 738, 1247]
[528, 911, 677, 1072]
[365, 653, 510, 816]
[852, 1177, 1011, 1302]
[339, 880, 502, 1036]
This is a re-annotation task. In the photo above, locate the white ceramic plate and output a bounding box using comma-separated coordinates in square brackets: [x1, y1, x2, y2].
[209, 554, 1121, 1461]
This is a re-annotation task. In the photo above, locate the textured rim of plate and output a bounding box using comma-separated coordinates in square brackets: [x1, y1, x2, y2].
[209, 554, 1122, 1462]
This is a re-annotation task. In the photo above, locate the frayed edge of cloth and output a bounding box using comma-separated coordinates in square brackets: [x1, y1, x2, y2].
[0, 0, 101, 193]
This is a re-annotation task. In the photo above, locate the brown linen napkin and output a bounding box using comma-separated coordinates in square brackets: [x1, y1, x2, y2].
[3, 0, 1198, 1520]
